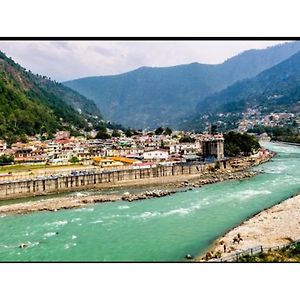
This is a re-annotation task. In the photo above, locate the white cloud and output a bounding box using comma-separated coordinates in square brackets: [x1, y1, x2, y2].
[0, 40, 288, 81]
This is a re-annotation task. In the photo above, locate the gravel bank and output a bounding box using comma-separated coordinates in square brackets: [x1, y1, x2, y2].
[196, 193, 300, 261]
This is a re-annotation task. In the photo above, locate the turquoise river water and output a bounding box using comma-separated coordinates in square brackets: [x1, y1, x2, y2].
[0, 142, 299, 262]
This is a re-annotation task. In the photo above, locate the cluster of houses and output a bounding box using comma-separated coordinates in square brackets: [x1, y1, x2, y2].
[237, 111, 298, 133]
[0, 130, 225, 168]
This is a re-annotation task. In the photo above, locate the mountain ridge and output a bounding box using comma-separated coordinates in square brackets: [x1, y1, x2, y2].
[179, 50, 300, 131]
[196, 49, 300, 115]
[63, 41, 300, 129]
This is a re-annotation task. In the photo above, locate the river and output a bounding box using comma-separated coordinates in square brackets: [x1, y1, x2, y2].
[0, 142, 299, 262]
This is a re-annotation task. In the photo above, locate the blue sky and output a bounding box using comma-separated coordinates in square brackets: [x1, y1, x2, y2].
[0, 41, 288, 81]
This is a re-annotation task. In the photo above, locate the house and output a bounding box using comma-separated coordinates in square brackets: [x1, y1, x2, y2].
[55, 131, 70, 141]
[143, 149, 169, 161]
[169, 142, 201, 155]
[0, 140, 7, 153]
[93, 157, 123, 168]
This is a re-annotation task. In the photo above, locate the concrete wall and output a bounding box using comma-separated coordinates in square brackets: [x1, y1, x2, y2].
[0, 162, 220, 200]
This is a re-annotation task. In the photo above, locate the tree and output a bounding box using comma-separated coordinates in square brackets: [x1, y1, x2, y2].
[96, 127, 111, 139]
[69, 156, 79, 164]
[112, 129, 121, 137]
[0, 154, 14, 165]
[210, 124, 218, 134]
[155, 127, 164, 135]
[224, 132, 260, 157]
[125, 129, 133, 137]
[164, 127, 172, 135]
[179, 135, 195, 143]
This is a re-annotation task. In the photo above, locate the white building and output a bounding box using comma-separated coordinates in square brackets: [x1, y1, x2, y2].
[143, 149, 169, 161]
[0, 140, 7, 153]
[169, 142, 201, 155]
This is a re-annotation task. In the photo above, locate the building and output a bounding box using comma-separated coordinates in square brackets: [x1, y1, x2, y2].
[0, 140, 7, 153]
[55, 131, 70, 140]
[143, 149, 169, 161]
[169, 142, 201, 155]
[202, 136, 224, 160]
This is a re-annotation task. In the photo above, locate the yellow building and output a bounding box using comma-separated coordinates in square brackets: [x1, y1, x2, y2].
[110, 157, 139, 164]
[93, 157, 123, 168]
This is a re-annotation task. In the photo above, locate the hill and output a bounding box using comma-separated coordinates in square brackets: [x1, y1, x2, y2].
[31, 74, 102, 118]
[64, 41, 300, 129]
[195, 50, 300, 115]
[0, 50, 103, 143]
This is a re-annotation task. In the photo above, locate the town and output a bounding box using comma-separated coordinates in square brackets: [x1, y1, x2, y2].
[0, 128, 225, 179]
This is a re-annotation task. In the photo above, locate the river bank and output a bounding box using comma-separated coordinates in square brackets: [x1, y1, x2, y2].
[0, 148, 275, 202]
[196, 192, 300, 262]
[0, 149, 276, 215]
[0, 169, 259, 216]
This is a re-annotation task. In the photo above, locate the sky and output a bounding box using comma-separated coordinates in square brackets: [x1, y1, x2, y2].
[0, 40, 290, 82]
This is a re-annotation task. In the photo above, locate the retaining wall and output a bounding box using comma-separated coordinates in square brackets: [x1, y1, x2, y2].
[0, 162, 222, 200]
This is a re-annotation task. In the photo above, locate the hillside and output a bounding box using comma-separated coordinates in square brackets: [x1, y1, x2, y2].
[32, 75, 102, 118]
[64, 41, 300, 129]
[195, 50, 300, 115]
[0, 50, 102, 143]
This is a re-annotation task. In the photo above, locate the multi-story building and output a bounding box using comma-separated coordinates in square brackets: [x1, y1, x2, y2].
[202, 135, 224, 160]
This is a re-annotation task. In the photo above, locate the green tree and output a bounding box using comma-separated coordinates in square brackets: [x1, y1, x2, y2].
[164, 127, 172, 135]
[0, 154, 14, 165]
[224, 132, 260, 157]
[179, 135, 195, 143]
[69, 156, 79, 164]
[112, 129, 121, 137]
[96, 130, 111, 139]
[210, 124, 218, 134]
[125, 129, 133, 137]
[155, 127, 164, 135]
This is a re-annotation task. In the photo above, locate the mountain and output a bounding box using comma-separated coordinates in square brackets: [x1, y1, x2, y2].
[196, 50, 300, 115]
[0, 50, 103, 143]
[64, 41, 300, 129]
[32, 75, 102, 118]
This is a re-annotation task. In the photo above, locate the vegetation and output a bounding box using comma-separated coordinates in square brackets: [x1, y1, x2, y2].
[112, 129, 121, 137]
[248, 125, 300, 144]
[238, 243, 300, 262]
[224, 132, 260, 157]
[0, 50, 105, 144]
[31, 73, 102, 118]
[210, 124, 218, 134]
[0, 154, 14, 165]
[95, 127, 111, 139]
[214, 161, 221, 170]
[179, 135, 195, 143]
[125, 129, 133, 137]
[69, 156, 79, 164]
[164, 127, 172, 135]
[154, 127, 164, 135]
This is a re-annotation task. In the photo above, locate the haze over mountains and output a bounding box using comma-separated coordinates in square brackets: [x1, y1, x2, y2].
[64, 41, 300, 129]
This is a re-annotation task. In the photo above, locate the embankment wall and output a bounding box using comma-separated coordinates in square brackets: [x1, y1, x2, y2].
[0, 162, 221, 200]
[0, 153, 272, 200]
